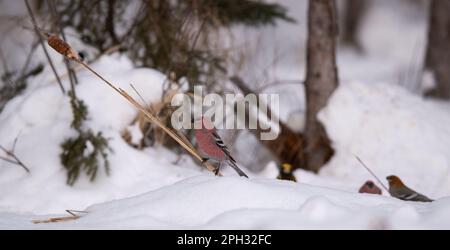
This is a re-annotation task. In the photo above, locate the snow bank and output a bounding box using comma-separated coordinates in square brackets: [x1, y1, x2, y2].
[319, 82, 450, 198]
[2, 176, 450, 229]
[0, 54, 202, 214]
[2, 66, 450, 229]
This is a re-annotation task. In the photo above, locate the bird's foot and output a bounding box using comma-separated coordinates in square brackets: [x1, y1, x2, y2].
[214, 166, 220, 176]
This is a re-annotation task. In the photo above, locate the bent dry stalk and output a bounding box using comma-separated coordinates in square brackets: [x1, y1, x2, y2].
[46, 35, 222, 176]
[354, 156, 389, 193]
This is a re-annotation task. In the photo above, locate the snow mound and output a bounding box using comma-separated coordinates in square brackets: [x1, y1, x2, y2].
[319, 82, 450, 198]
[2, 176, 450, 229]
[0, 54, 202, 214]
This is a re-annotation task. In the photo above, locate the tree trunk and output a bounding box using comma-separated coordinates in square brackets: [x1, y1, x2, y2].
[304, 0, 338, 172]
[341, 0, 366, 50]
[230, 76, 305, 168]
[424, 0, 450, 99]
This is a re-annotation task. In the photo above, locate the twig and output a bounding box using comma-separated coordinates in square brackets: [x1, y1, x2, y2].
[32, 209, 88, 224]
[65, 209, 88, 217]
[32, 215, 80, 224]
[24, 0, 65, 94]
[130, 84, 150, 109]
[354, 156, 389, 193]
[0, 144, 30, 173]
[0, 156, 17, 165]
[32, 210, 88, 224]
[12, 130, 21, 152]
[0, 132, 30, 173]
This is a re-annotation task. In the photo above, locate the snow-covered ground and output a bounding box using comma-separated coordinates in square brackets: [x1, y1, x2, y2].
[1, 56, 450, 229]
[1, 0, 450, 229]
[3, 176, 450, 230]
[0, 53, 206, 214]
[319, 82, 450, 198]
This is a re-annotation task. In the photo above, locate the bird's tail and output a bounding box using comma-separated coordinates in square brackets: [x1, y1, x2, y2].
[227, 158, 249, 178]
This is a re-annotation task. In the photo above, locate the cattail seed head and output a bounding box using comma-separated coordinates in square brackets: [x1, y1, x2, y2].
[47, 35, 79, 60]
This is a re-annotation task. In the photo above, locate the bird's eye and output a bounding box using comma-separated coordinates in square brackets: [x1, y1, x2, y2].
[78, 52, 86, 61]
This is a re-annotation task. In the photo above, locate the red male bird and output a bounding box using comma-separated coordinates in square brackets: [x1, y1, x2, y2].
[194, 116, 248, 178]
[358, 180, 382, 195]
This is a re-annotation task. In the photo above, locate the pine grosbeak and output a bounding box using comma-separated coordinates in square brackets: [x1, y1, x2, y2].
[386, 175, 433, 202]
[277, 163, 297, 182]
[358, 180, 382, 195]
[194, 116, 248, 178]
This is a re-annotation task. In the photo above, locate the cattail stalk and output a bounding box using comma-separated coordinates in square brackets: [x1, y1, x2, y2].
[47, 35, 220, 175]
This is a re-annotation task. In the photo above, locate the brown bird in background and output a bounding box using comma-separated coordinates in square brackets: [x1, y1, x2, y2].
[359, 180, 382, 195]
[277, 163, 297, 182]
[386, 175, 434, 202]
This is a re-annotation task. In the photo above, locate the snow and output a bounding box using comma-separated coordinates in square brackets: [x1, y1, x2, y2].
[0, 53, 203, 214]
[319, 81, 450, 198]
[4, 69, 450, 228]
[1, 176, 450, 229]
[126, 123, 144, 145]
[1, 0, 450, 230]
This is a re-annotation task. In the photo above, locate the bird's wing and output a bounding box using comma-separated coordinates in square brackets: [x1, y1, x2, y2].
[211, 130, 248, 178]
[211, 130, 234, 162]
[398, 192, 419, 201]
[396, 187, 434, 202]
